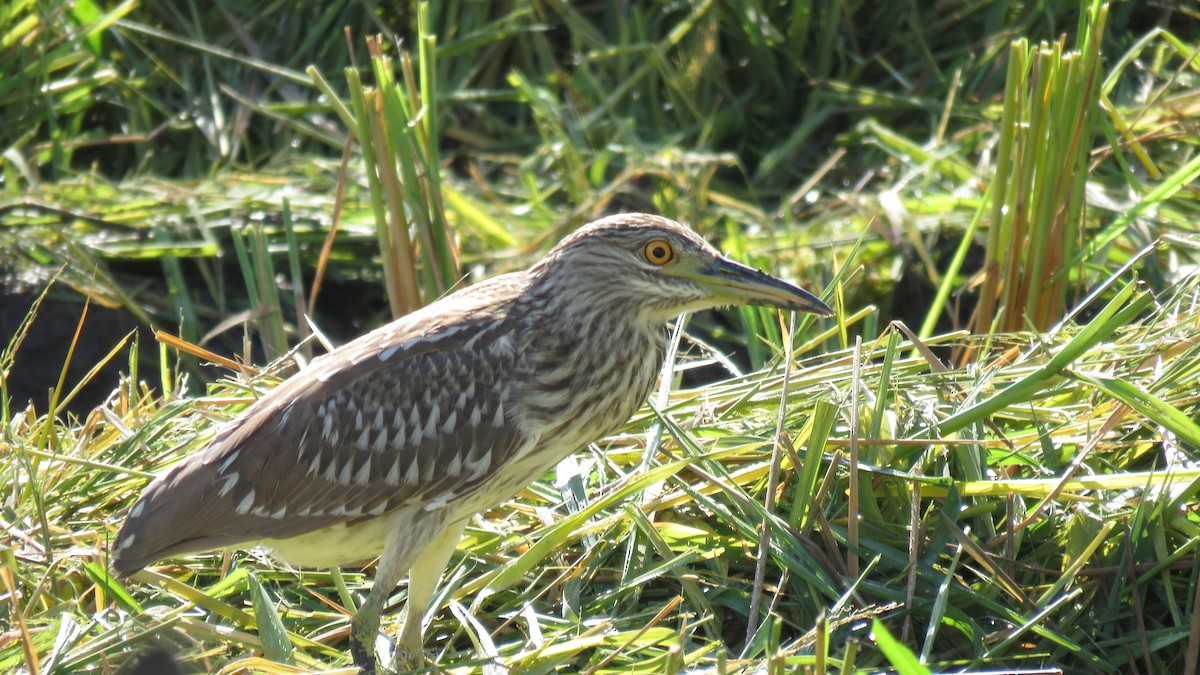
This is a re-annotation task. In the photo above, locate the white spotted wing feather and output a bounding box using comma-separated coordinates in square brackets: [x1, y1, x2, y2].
[112, 274, 530, 574]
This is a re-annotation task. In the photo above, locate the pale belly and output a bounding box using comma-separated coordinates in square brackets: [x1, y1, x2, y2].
[260, 507, 418, 568]
[254, 435, 594, 569]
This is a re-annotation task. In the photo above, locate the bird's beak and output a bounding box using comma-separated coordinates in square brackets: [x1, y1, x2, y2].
[693, 256, 835, 316]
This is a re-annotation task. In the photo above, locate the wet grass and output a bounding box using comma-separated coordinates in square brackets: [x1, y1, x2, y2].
[3, 0, 1200, 672]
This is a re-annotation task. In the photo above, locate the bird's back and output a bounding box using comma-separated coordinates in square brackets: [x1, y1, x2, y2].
[112, 273, 535, 575]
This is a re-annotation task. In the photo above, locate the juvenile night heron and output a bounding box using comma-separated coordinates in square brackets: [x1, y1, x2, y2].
[112, 213, 833, 673]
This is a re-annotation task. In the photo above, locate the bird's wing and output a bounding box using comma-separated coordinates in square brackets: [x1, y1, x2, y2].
[113, 281, 532, 575]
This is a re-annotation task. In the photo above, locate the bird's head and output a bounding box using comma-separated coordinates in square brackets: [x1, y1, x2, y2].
[532, 213, 834, 327]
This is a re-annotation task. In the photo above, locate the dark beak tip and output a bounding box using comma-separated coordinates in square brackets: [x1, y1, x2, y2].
[781, 288, 834, 317]
[797, 301, 835, 317]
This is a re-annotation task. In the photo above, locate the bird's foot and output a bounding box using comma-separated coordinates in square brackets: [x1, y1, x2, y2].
[389, 643, 426, 673]
[351, 633, 427, 674]
[350, 634, 379, 675]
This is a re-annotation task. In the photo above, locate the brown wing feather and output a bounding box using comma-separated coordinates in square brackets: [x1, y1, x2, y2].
[112, 275, 530, 575]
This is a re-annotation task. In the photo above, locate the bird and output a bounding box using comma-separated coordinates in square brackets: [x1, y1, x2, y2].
[111, 213, 833, 673]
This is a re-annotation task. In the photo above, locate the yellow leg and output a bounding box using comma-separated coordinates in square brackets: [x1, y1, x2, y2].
[348, 509, 449, 674]
[393, 518, 468, 669]
[351, 529, 416, 675]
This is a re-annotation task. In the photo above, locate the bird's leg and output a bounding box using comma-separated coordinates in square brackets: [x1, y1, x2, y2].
[392, 519, 467, 670]
[350, 612, 380, 675]
[351, 532, 418, 674]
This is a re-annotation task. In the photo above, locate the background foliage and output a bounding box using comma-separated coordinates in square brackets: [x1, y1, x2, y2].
[3, 0, 1200, 673]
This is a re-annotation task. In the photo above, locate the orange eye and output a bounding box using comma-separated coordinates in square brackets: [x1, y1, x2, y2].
[643, 239, 674, 265]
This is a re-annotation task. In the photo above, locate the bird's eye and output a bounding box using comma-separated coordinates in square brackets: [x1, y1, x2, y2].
[643, 239, 674, 265]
